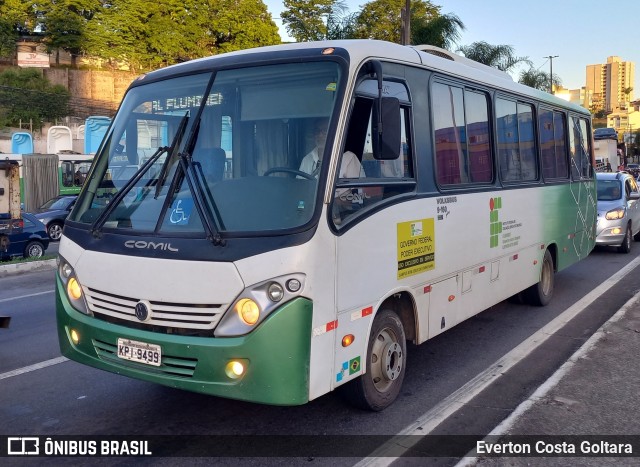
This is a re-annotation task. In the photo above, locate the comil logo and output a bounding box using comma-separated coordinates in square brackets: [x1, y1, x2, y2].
[8, 437, 40, 455]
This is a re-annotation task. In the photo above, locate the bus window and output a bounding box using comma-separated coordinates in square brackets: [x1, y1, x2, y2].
[570, 116, 592, 179]
[497, 98, 537, 182]
[61, 161, 74, 187]
[540, 108, 569, 179]
[332, 90, 414, 226]
[433, 83, 492, 186]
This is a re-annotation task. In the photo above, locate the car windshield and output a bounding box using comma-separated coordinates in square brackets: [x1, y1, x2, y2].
[597, 179, 623, 201]
[40, 197, 73, 210]
[69, 61, 343, 236]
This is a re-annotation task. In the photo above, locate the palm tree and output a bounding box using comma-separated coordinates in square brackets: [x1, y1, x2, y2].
[411, 13, 465, 50]
[457, 41, 531, 72]
[519, 68, 561, 92]
[326, 1, 358, 39]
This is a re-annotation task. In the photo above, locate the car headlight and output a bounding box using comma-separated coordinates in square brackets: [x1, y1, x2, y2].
[605, 207, 626, 220]
[58, 256, 90, 315]
[215, 273, 306, 337]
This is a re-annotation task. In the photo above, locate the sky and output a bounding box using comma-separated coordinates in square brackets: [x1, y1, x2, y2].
[263, 0, 640, 95]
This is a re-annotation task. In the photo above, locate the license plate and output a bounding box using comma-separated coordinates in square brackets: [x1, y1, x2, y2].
[117, 338, 161, 366]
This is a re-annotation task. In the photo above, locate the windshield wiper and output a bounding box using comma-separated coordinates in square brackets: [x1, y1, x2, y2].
[90, 113, 190, 237]
[154, 114, 190, 199]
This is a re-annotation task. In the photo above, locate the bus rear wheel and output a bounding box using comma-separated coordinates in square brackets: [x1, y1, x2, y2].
[342, 309, 406, 411]
[524, 249, 554, 306]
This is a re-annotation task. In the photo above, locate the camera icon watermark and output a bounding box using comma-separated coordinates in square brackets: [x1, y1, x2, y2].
[7, 437, 40, 455]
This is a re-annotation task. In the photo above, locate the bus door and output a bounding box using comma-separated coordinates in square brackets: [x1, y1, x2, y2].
[333, 75, 416, 389]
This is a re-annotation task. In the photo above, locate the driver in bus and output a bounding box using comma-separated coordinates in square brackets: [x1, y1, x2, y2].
[299, 119, 364, 180]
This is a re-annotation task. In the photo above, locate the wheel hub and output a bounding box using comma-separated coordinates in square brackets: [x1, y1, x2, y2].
[382, 342, 403, 381]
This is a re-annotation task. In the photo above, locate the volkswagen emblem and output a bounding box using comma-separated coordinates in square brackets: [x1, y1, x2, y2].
[135, 301, 149, 321]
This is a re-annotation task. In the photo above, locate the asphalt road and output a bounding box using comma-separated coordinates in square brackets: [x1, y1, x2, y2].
[1, 244, 639, 466]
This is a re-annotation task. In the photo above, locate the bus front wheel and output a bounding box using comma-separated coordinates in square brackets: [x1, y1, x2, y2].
[342, 309, 406, 411]
[525, 249, 554, 306]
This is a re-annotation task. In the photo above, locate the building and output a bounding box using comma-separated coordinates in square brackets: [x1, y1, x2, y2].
[554, 86, 592, 109]
[586, 56, 635, 113]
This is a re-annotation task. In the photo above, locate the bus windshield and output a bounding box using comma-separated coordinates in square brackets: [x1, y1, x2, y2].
[70, 61, 343, 236]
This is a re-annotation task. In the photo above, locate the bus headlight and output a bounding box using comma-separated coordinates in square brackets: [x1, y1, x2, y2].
[235, 298, 260, 325]
[58, 256, 90, 315]
[215, 273, 306, 337]
[267, 282, 284, 302]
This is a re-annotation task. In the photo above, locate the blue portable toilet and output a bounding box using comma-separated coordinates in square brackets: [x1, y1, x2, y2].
[84, 116, 111, 154]
[11, 132, 33, 154]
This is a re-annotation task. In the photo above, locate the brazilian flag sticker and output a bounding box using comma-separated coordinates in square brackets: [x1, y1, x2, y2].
[349, 356, 361, 375]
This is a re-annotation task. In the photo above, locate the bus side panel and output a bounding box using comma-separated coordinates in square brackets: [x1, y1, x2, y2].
[333, 183, 594, 384]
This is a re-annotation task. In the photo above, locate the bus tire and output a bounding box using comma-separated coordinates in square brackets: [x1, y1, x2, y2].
[524, 249, 554, 306]
[342, 309, 406, 411]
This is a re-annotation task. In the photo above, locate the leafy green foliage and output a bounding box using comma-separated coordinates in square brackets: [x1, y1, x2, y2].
[518, 68, 561, 92]
[83, 0, 281, 71]
[0, 68, 70, 129]
[354, 0, 440, 43]
[411, 12, 464, 49]
[281, 0, 334, 42]
[0, 18, 18, 59]
[457, 41, 531, 72]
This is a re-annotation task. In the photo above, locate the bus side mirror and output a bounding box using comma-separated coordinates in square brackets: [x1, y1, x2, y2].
[372, 97, 401, 160]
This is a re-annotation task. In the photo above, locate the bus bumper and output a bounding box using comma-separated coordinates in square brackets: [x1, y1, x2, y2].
[56, 277, 313, 405]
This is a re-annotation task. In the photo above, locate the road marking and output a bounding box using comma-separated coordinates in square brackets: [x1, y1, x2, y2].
[455, 290, 640, 467]
[0, 290, 55, 303]
[354, 255, 640, 467]
[0, 356, 69, 381]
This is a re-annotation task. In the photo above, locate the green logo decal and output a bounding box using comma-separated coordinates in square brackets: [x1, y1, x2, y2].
[489, 197, 502, 248]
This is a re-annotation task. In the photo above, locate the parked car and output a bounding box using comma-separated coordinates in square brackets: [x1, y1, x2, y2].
[595, 172, 640, 253]
[594, 127, 618, 140]
[0, 212, 50, 260]
[34, 195, 77, 241]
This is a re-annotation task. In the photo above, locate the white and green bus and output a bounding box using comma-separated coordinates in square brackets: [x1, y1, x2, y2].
[56, 40, 596, 410]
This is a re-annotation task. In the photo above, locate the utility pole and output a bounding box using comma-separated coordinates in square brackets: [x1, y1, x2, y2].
[401, 0, 411, 45]
[544, 55, 559, 94]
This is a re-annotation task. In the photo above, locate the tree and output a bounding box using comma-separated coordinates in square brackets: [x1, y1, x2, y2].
[202, 0, 281, 54]
[411, 12, 464, 50]
[519, 67, 561, 92]
[457, 41, 531, 72]
[42, 6, 86, 66]
[354, 0, 439, 44]
[326, 1, 358, 40]
[85, 0, 281, 71]
[0, 68, 70, 129]
[0, 0, 37, 58]
[0, 18, 17, 60]
[281, 0, 334, 42]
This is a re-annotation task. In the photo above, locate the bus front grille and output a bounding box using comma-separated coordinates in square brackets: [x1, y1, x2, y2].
[84, 286, 226, 334]
[93, 338, 198, 378]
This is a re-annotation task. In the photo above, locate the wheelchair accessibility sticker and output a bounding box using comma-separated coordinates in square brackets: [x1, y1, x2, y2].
[169, 199, 193, 225]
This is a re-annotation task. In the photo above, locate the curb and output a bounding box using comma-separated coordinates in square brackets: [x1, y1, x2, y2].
[0, 258, 57, 278]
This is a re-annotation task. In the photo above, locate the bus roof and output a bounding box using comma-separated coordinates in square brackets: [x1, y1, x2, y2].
[135, 39, 590, 117]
